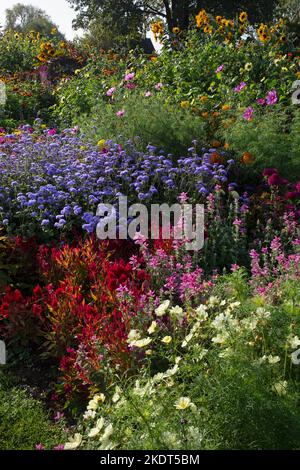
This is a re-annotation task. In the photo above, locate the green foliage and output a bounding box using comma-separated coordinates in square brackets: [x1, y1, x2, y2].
[79, 92, 207, 154]
[221, 105, 300, 178]
[0, 369, 66, 450]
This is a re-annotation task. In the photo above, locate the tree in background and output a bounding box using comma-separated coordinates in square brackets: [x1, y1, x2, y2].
[4, 3, 65, 39]
[68, 0, 279, 39]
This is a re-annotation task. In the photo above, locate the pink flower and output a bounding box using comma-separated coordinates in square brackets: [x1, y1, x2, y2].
[243, 107, 254, 121]
[266, 90, 278, 106]
[234, 82, 246, 93]
[268, 173, 288, 186]
[155, 83, 163, 90]
[263, 168, 278, 177]
[116, 109, 125, 117]
[106, 86, 116, 97]
[124, 72, 135, 81]
[47, 129, 57, 136]
[178, 192, 188, 203]
[295, 182, 300, 192]
[215, 64, 224, 73]
[285, 191, 299, 200]
[35, 444, 45, 450]
[125, 82, 136, 90]
[257, 98, 266, 105]
[145, 91, 152, 97]
[54, 444, 65, 451]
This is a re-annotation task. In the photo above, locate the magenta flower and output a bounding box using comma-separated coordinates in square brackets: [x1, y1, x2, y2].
[257, 98, 266, 105]
[243, 107, 254, 121]
[234, 82, 246, 93]
[266, 90, 278, 106]
[124, 82, 136, 90]
[124, 72, 135, 81]
[215, 64, 224, 73]
[47, 129, 57, 136]
[116, 109, 125, 117]
[54, 444, 65, 451]
[263, 168, 278, 177]
[35, 444, 45, 450]
[268, 173, 288, 186]
[106, 87, 116, 97]
[178, 192, 188, 203]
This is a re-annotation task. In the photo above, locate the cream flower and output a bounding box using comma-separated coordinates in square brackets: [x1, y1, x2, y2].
[174, 397, 195, 410]
[273, 381, 288, 396]
[147, 321, 157, 334]
[64, 433, 82, 450]
[162, 336, 172, 344]
[155, 300, 170, 317]
[132, 337, 152, 348]
[88, 418, 105, 438]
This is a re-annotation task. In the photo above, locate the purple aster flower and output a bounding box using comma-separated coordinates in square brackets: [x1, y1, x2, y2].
[243, 107, 254, 121]
[215, 64, 224, 73]
[234, 82, 246, 93]
[266, 90, 278, 106]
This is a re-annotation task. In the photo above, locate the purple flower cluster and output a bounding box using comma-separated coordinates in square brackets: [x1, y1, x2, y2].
[0, 129, 234, 235]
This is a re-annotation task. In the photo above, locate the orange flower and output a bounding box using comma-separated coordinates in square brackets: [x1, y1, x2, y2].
[224, 143, 230, 149]
[242, 152, 256, 164]
[222, 104, 231, 111]
[210, 152, 224, 164]
[201, 111, 209, 118]
[212, 140, 222, 148]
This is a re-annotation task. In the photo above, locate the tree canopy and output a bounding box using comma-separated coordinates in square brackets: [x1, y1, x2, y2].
[4, 3, 64, 39]
[68, 0, 278, 35]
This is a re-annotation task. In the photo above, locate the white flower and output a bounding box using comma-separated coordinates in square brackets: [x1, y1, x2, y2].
[170, 305, 184, 320]
[101, 423, 114, 443]
[127, 329, 141, 343]
[87, 393, 105, 411]
[147, 321, 157, 334]
[288, 335, 300, 350]
[112, 387, 122, 403]
[195, 304, 208, 320]
[64, 433, 82, 450]
[211, 332, 229, 344]
[155, 300, 170, 317]
[273, 381, 288, 396]
[174, 397, 195, 410]
[268, 355, 280, 364]
[207, 296, 220, 307]
[164, 364, 179, 377]
[132, 337, 152, 348]
[88, 418, 105, 438]
[83, 409, 96, 420]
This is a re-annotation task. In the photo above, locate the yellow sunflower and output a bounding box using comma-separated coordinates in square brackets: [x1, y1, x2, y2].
[239, 12, 248, 23]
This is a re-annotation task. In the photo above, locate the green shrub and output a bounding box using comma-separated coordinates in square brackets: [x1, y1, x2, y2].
[0, 370, 66, 450]
[79, 93, 207, 155]
[220, 105, 300, 178]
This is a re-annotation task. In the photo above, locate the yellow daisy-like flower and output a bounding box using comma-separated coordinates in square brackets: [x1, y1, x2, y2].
[239, 26, 246, 35]
[239, 12, 248, 23]
[172, 27, 180, 35]
[245, 62, 253, 71]
[279, 35, 287, 43]
[180, 100, 189, 109]
[215, 16, 222, 24]
[199, 95, 208, 102]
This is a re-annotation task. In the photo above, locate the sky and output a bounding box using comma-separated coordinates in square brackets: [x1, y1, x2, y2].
[0, 0, 81, 39]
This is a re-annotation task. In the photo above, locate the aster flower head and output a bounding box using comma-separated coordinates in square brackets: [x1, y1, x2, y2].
[266, 90, 278, 106]
[243, 106, 254, 121]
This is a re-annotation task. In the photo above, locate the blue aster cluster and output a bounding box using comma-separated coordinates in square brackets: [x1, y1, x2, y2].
[0, 129, 234, 236]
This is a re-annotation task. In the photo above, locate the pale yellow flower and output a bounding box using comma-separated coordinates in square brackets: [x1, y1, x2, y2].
[162, 336, 172, 344]
[174, 397, 195, 410]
